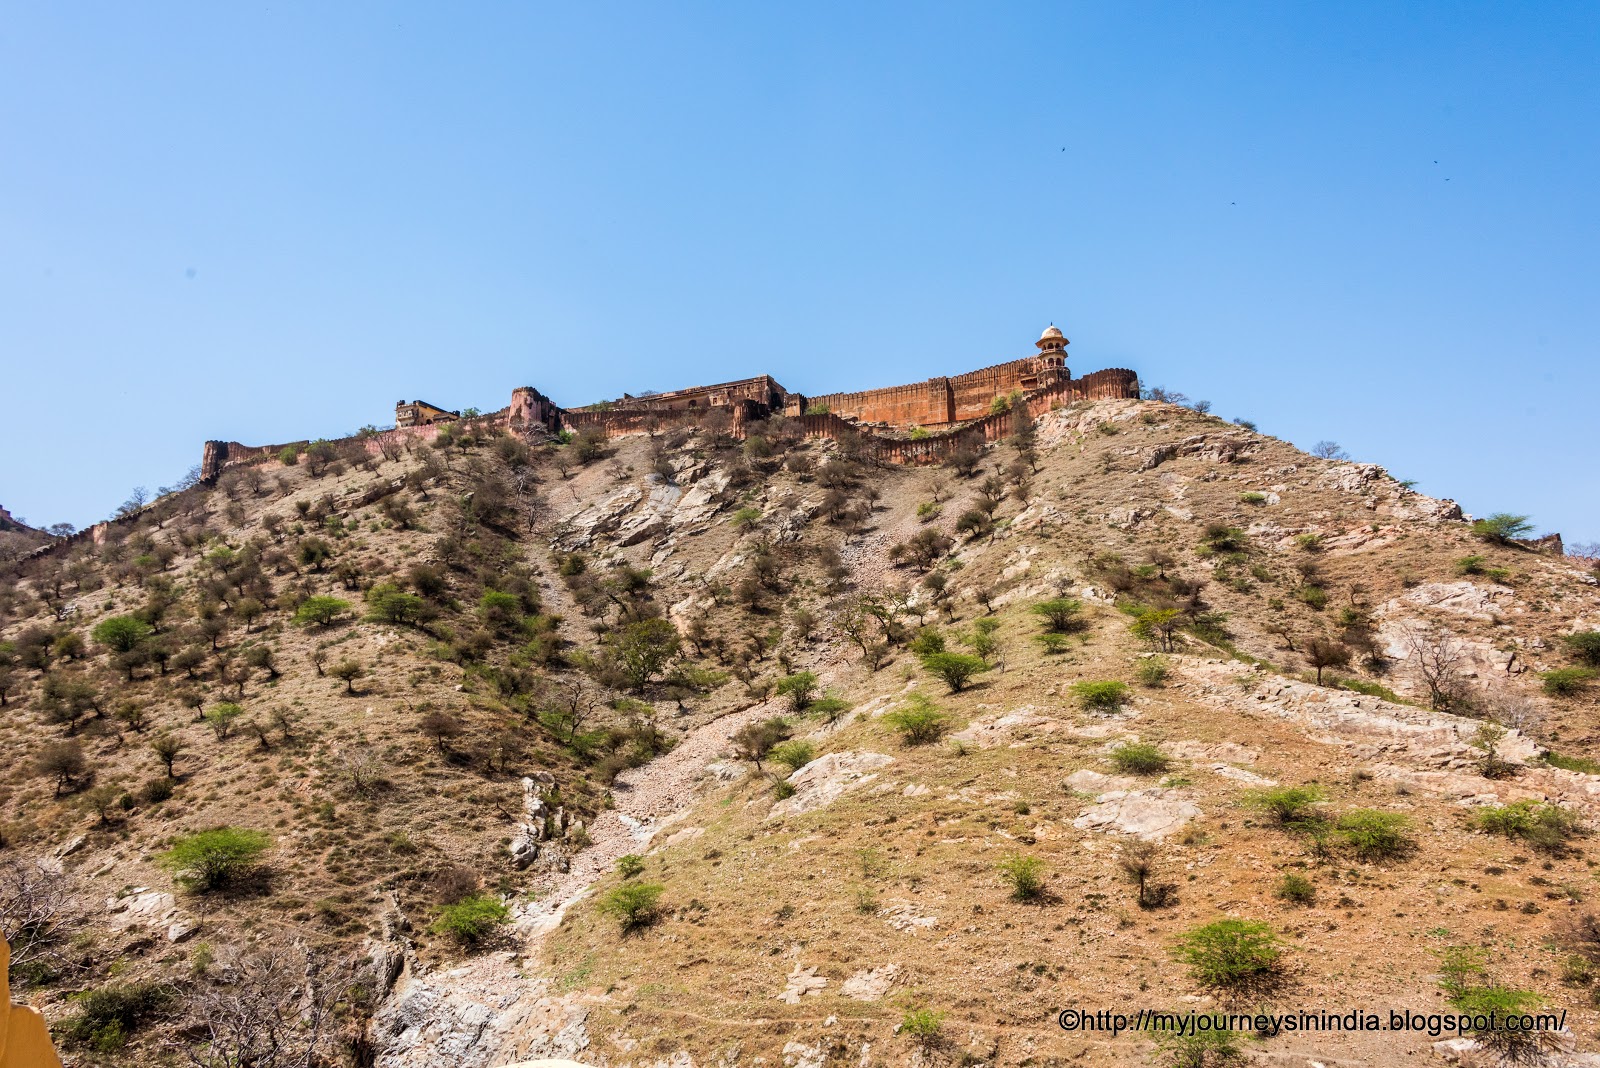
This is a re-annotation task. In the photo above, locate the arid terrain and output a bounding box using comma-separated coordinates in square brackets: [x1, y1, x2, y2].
[4, 397, 1600, 1068]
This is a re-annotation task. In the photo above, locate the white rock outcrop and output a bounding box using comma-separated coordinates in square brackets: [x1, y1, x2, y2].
[768, 752, 894, 819]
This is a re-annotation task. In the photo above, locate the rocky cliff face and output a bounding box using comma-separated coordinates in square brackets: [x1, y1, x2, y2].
[3, 399, 1599, 1067]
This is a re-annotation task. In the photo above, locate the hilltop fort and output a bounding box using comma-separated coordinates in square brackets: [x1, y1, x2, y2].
[200, 325, 1139, 481]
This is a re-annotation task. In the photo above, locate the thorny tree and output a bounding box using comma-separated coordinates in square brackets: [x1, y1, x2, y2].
[1402, 623, 1468, 710]
[0, 859, 83, 986]
[178, 942, 363, 1068]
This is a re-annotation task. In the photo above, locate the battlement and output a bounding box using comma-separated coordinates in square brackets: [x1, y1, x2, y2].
[196, 325, 1139, 482]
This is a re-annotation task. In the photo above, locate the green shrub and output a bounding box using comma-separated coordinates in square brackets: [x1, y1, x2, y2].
[1563, 631, 1600, 668]
[1295, 585, 1329, 610]
[1244, 786, 1325, 828]
[1110, 742, 1169, 775]
[883, 693, 950, 745]
[1175, 919, 1281, 986]
[908, 628, 946, 657]
[63, 982, 173, 1050]
[292, 595, 351, 627]
[1334, 677, 1404, 702]
[1437, 945, 1488, 996]
[477, 589, 523, 629]
[1239, 492, 1267, 505]
[769, 739, 816, 772]
[729, 507, 762, 531]
[1276, 874, 1315, 905]
[1030, 598, 1085, 632]
[774, 671, 819, 712]
[918, 652, 990, 693]
[616, 854, 646, 878]
[598, 882, 665, 931]
[1336, 809, 1413, 861]
[900, 1006, 945, 1045]
[1454, 554, 1510, 581]
[1542, 667, 1597, 697]
[1199, 524, 1250, 554]
[277, 445, 299, 465]
[158, 827, 270, 892]
[961, 617, 1001, 660]
[367, 585, 428, 625]
[1152, 1015, 1250, 1066]
[1447, 983, 1546, 1061]
[431, 894, 511, 946]
[1546, 751, 1600, 775]
[997, 854, 1046, 900]
[1130, 607, 1183, 652]
[1072, 680, 1129, 712]
[808, 695, 851, 721]
[91, 616, 152, 654]
[1474, 799, 1582, 852]
[1470, 513, 1533, 545]
[1034, 633, 1071, 655]
[1295, 532, 1323, 551]
[202, 702, 244, 740]
[1135, 657, 1170, 687]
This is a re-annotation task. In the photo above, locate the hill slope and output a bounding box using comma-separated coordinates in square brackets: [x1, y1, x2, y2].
[3, 399, 1599, 1067]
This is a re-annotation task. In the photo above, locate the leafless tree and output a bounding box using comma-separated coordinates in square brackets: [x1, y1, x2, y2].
[178, 942, 362, 1068]
[0, 859, 83, 986]
[1491, 691, 1546, 739]
[339, 744, 385, 795]
[1402, 623, 1467, 710]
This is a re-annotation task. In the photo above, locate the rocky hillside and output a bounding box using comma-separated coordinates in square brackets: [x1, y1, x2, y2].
[0, 506, 54, 565]
[3, 399, 1600, 1068]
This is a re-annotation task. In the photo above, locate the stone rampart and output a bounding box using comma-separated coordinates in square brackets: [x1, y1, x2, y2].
[804, 355, 1077, 427]
[805, 378, 954, 427]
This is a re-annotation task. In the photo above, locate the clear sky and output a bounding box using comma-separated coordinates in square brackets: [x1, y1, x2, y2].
[3, 3, 1596, 543]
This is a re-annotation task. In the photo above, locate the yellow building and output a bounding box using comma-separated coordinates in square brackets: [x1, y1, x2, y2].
[1, 934, 63, 1068]
[394, 398, 460, 428]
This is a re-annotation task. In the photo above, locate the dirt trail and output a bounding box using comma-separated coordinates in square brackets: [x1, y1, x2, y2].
[520, 694, 783, 932]
[372, 695, 787, 1068]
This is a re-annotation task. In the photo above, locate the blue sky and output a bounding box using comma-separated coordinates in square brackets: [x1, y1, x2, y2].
[3, 3, 1596, 543]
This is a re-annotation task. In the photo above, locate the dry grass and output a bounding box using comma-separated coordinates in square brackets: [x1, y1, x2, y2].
[3, 399, 1598, 1065]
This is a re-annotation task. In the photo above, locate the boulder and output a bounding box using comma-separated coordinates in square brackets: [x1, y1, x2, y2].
[768, 752, 894, 819]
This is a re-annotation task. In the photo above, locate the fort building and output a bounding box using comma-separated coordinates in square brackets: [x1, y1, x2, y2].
[201, 324, 1139, 482]
[394, 399, 461, 428]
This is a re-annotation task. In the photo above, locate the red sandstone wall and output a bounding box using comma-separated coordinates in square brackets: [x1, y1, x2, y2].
[806, 357, 1071, 427]
[806, 380, 954, 427]
[1030, 368, 1139, 407]
[573, 366, 1138, 463]
[950, 363, 1032, 420]
[198, 366, 1139, 488]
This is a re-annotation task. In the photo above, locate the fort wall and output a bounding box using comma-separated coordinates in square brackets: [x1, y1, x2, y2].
[619, 375, 787, 413]
[805, 379, 954, 427]
[27, 351, 1137, 565]
[189, 333, 1140, 492]
[805, 356, 1069, 427]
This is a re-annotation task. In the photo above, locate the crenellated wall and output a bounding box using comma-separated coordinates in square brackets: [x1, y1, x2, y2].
[194, 350, 1139, 485]
[805, 379, 955, 427]
[946, 356, 1065, 420]
[805, 355, 1068, 427]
